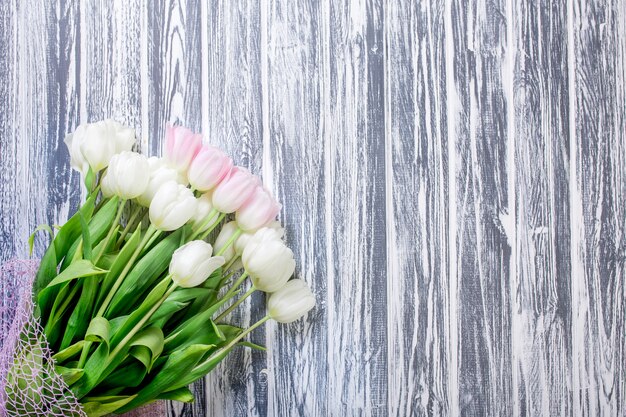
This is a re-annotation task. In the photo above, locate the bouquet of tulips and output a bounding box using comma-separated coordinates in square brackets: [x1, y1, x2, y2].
[2, 120, 315, 416]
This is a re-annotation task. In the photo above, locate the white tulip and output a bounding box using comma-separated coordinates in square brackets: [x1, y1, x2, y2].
[213, 221, 239, 262]
[64, 120, 136, 174]
[100, 151, 149, 199]
[136, 157, 181, 207]
[267, 279, 316, 323]
[242, 229, 295, 292]
[149, 181, 197, 231]
[234, 221, 284, 256]
[190, 193, 219, 233]
[169, 241, 225, 288]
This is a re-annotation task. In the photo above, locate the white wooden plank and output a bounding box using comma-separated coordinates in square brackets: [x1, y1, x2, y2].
[5, 0, 81, 263]
[81, 0, 142, 133]
[137, 1, 207, 415]
[324, 0, 388, 415]
[262, 1, 327, 416]
[569, 0, 626, 414]
[385, 0, 450, 415]
[446, 0, 514, 414]
[509, 1, 573, 415]
[200, 2, 266, 417]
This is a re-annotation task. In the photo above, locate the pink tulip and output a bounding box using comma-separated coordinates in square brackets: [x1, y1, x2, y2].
[236, 186, 282, 232]
[164, 124, 203, 173]
[211, 167, 259, 213]
[187, 145, 234, 192]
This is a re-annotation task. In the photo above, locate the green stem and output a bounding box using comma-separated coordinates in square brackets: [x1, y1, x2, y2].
[203, 315, 270, 364]
[221, 271, 249, 301]
[93, 199, 126, 264]
[223, 256, 240, 273]
[215, 286, 255, 322]
[97, 224, 158, 318]
[199, 213, 226, 240]
[116, 206, 144, 247]
[188, 208, 218, 240]
[108, 280, 178, 360]
[215, 227, 242, 256]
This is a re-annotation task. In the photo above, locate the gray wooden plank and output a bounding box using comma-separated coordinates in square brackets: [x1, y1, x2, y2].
[324, 0, 388, 415]
[0, 0, 19, 263]
[200, 2, 265, 417]
[141, 1, 207, 416]
[146, 0, 203, 152]
[263, 1, 327, 416]
[569, 0, 626, 415]
[446, 0, 513, 415]
[4, 0, 81, 263]
[81, 0, 142, 134]
[385, 0, 450, 415]
[509, 1, 573, 416]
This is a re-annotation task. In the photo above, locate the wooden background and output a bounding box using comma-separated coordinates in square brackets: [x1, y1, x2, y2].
[0, 0, 624, 416]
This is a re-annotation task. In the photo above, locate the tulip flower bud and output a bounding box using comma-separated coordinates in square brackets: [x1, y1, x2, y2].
[190, 193, 219, 232]
[267, 279, 316, 323]
[213, 221, 239, 262]
[100, 151, 150, 199]
[235, 186, 282, 232]
[242, 229, 295, 292]
[234, 221, 284, 256]
[149, 181, 197, 231]
[188, 145, 234, 192]
[136, 157, 181, 207]
[169, 240, 225, 288]
[211, 167, 259, 213]
[164, 124, 203, 174]
[64, 120, 136, 175]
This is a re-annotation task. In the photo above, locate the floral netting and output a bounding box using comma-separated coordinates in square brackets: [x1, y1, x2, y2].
[0, 260, 165, 417]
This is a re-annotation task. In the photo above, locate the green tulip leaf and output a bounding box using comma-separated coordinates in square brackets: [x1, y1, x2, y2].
[60, 272, 101, 350]
[165, 344, 234, 393]
[106, 228, 184, 318]
[33, 194, 96, 298]
[43, 282, 81, 350]
[129, 327, 164, 373]
[81, 395, 137, 417]
[54, 366, 84, 386]
[43, 259, 107, 289]
[164, 295, 234, 353]
[52, 340, 85, 363]
[115, 344, 214, 413]
[85, 317, 111, 346]
[147, 287, 212, 328]
[157, 386, 194, 403]
[95, 226, 141, 310]
[28, 224, 53, 256]
[98, 359, 147, 389]
[148, 300, 190, 329]
[79, 211, 92, 261]
[61, 197, 120, 271]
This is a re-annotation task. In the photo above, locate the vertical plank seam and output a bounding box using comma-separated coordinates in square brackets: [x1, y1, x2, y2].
[382, 1, 396, 416]
[567, 0, 583, 413]
[503, 0, 519, 415]
[321, 0, 334, 415]
[260, 1, 274, 415]
[140, 0, 149, 153]
[443, 0, 459, 414]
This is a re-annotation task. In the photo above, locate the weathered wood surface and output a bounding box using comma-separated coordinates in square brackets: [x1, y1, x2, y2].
[0, 1, 625, 416]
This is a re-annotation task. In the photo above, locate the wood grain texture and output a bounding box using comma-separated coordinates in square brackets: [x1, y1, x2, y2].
[263, 1, 327, 416]
[510, 0, 574, 415]
[386, 1, 450, 415]
[570, 0, 626, 414]
[0, 1, 625, 416]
